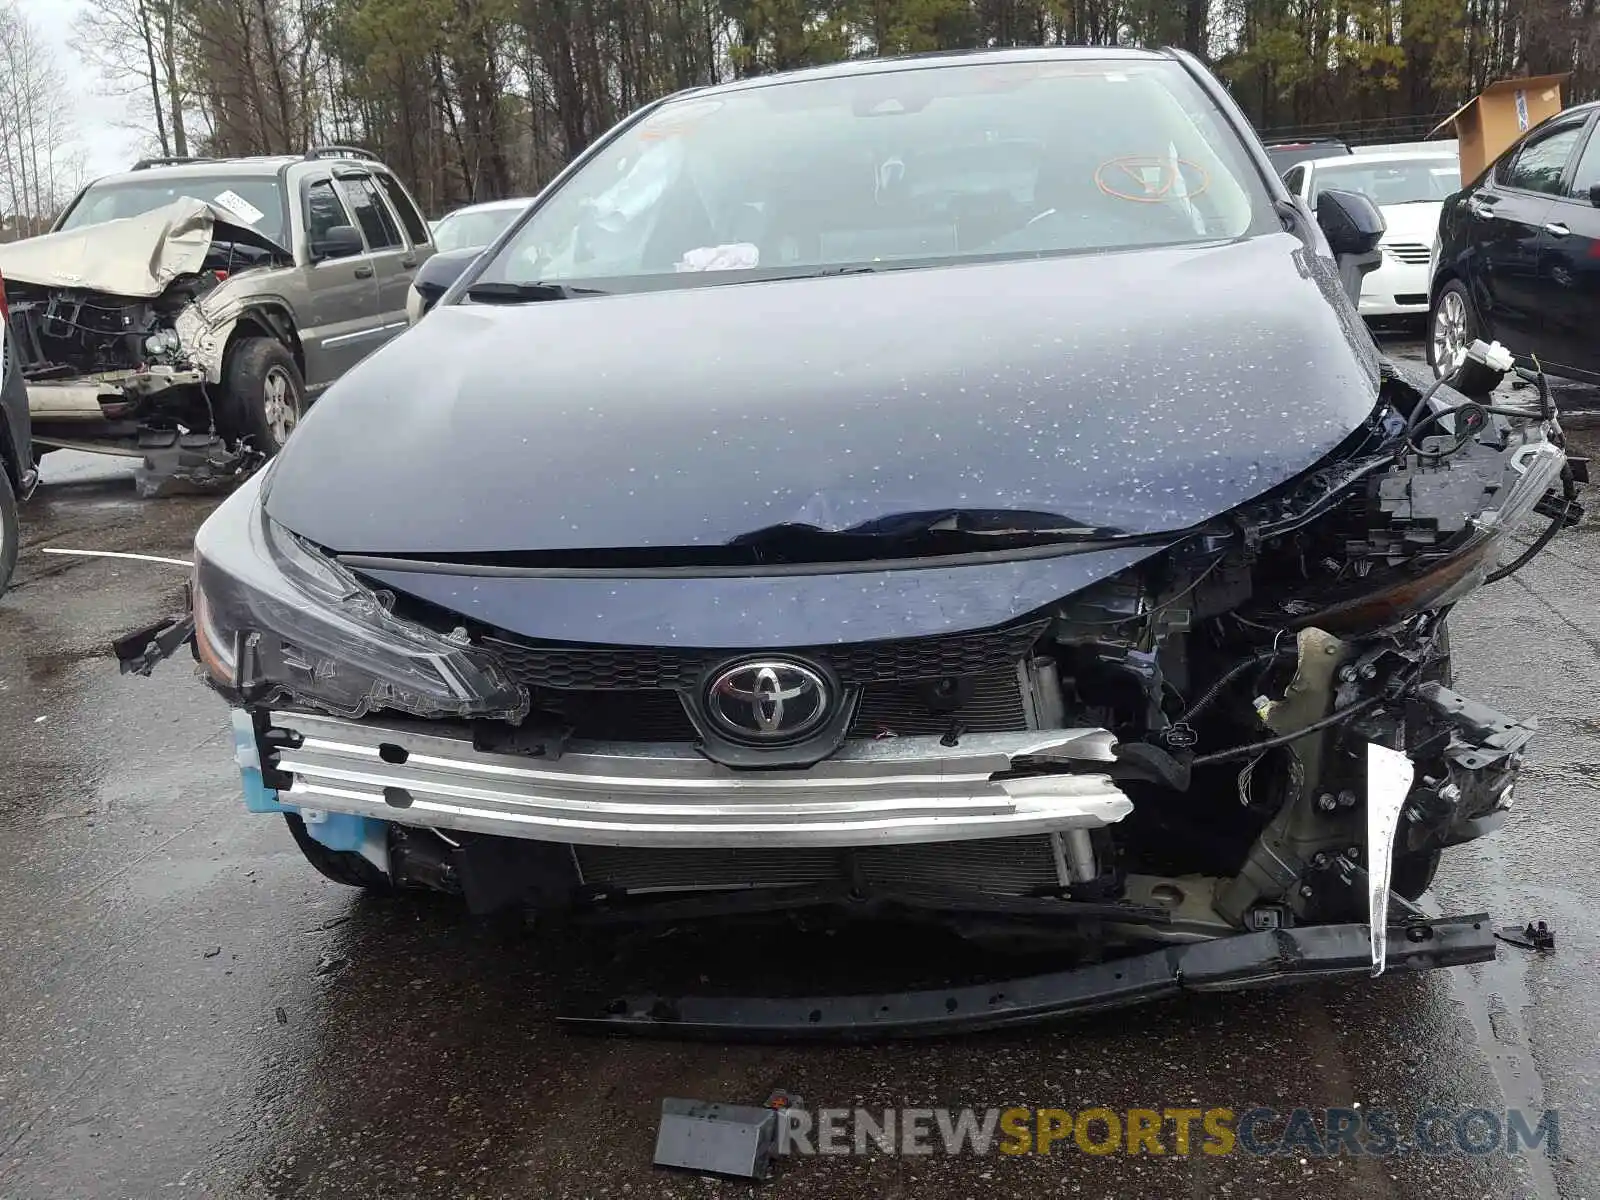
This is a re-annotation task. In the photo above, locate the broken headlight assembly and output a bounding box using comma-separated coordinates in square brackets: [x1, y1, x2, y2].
[1245, 375, 1574, 634]
[191, 475, 528, 722]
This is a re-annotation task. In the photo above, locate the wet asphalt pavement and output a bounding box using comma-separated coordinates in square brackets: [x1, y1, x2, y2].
[2, 334, 1597, 1198]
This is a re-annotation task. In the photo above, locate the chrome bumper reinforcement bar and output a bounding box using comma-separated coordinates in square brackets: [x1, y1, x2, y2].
[267, 711, 1131, 849]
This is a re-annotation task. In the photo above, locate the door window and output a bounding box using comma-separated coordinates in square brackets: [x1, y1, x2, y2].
[1498, 124, 1585, 195]
[374, 172, 431, 245]
[305, 179, 361, 257]
[337, 176, 403, 249]
[1565, 126, 1600, 199]
[1282, 164, 1306, 195]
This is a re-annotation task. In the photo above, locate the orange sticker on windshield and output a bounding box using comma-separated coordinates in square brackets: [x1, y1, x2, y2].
[1095, 156, 1211, 202]
[638, 98, 723, 141]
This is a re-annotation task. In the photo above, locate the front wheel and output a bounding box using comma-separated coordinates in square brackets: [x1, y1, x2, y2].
[1428, 281, 1505, 395]
[222, 338, 305, 454]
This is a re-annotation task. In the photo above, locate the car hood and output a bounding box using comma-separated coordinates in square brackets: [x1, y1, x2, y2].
[1376, 202, 1444, 245]
[267, 231, 1380, 556]
[0, 198, 288, 297]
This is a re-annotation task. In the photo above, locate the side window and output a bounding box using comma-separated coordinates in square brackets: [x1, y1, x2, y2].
[1498, 124, 1585, 195]
[336, 176, 402, 249]
[1566, 126, 1600, 199]
[374, 172, 431, 245]
[1282, 164, 1306, 195]
[305, 179, 360, 257]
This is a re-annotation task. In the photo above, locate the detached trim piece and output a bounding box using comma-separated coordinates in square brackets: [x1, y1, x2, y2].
[267, 711, 1129, 849]
[562, 914, 1495, 1040]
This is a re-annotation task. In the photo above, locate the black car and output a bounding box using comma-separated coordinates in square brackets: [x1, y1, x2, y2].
[1429, 99, 1600, 391]
[127, 48, 1571, 1036]
[1, 265, 37, 595]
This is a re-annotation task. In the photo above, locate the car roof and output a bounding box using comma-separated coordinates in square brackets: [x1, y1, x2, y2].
[440, 198, 535, 217]
[1351, 140, 1458, 156]
[86, 154, 382, 188]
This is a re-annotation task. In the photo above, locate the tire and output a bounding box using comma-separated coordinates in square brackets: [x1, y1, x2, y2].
[1394, 618, 1452, 900]
[1427, 281, 1505, 396]
[221, 337, 305, 454]
[0, 464, 17, 597]
[284, 812, 392, 890]
[1392, 848, 1442, 900]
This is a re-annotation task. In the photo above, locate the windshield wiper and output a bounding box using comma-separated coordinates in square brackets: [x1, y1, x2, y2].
[465, 281, 608, 303]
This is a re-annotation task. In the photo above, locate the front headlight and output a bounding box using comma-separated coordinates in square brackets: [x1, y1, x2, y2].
[192, 475, 528, 722]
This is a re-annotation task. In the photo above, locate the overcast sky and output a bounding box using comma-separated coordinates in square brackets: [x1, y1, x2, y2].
[18, 0, 142, 179]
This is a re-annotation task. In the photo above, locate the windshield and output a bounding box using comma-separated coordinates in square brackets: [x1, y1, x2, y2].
[1312, 158, 1460, 205]
[476, 58, 1272, 294]
[434, 205, 526, 252]
[57, 174, 288, 244]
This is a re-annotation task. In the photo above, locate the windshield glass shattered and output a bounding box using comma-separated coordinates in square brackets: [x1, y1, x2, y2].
[1312, 158, 1461, 205]
[476, 58, 1273, 294]
[56, 175, 289, 244]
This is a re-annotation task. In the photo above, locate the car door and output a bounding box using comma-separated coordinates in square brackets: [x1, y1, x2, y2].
[372, 169, 436, 273]
[1532, 113, 1600, 378]
[1466, 116, 1589, 351]
[333, 171, 416, 353]
[299, 174, 382, 391]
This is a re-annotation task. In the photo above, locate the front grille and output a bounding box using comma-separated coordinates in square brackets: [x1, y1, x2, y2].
[482, 621, 1046, 691]
[851, 669, 1027, 737]
[1384, 242, 1431, 264]
[575, 835, 1065, 896]
[530, 668, 1029, 741]
[530, 689, 696, 741]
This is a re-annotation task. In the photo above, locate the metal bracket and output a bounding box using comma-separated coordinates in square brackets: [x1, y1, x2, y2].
[112, 612, 195, 676]
[1366, 741, 1416, 975]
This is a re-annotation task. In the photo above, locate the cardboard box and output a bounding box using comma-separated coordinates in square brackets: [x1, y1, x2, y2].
[1430, 74, 1568, 183]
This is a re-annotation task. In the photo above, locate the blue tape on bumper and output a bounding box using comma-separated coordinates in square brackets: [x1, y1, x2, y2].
[241, 765, 293, 813]
[302, 812, 375, 853]
[230, 709, 379, 852]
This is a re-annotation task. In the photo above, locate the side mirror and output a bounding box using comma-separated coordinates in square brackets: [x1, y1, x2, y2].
[1589, 182, 1600, 209]
[310, 224, 364, 261]
[1316, 188, 1386, 256]
[410, 246, 484, 313]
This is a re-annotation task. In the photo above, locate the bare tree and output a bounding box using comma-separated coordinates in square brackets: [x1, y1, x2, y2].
[0, 0, 86, 238]
[73, 0, 191, 157]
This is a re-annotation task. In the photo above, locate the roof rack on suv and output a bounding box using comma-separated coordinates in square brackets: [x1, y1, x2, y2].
[130, 156, 218, 171]
[304, 145, 378, 163]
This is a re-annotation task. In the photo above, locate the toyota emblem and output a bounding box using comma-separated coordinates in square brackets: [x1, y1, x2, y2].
[705, 659, 831, 743]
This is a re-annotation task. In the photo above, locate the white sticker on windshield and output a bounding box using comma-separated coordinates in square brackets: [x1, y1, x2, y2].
[676, 243, 759, 272]
[212, 189, 266, 225]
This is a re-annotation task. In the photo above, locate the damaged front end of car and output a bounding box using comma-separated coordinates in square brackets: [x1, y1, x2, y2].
[118, 351, 1577, 1036]
[0, 200, 290, 490]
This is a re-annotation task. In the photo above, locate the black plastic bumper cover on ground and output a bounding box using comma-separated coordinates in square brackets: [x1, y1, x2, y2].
[560, 914, 1494, 1040]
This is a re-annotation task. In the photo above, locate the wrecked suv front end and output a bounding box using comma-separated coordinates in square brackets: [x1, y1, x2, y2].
[121, 49, 1578, 1035]
[0, 197, 293, 485]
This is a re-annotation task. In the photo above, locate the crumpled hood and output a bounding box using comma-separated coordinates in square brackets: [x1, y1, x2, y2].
[267, 232, 1380, 556]
[0, 198, 286, 297]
